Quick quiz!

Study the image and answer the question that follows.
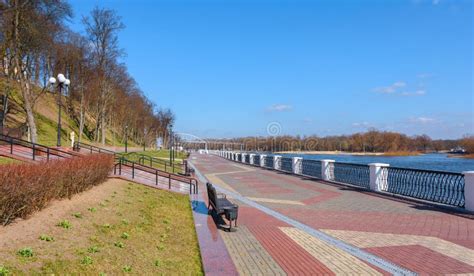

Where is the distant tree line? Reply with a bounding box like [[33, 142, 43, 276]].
[[206, 129, 471, 153], [0, 0, 174, 146], [461, 135, 474, 154]]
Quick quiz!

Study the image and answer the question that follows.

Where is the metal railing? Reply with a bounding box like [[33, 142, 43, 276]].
[[333, 162, 370, 188], [280, 157, 293, 173], [122, 152, 185, 174], [73, 141, 116, 155], [74, 141, 197, 193], [264, 155, 274, 168], [220, 151, 469, 209], [386, 167, 465, 207], [113, 157, 198, 194], [245, 154, 250, 164], [301, 159, 322, 179], [0, 134, 77, 161], [252, 154, 260, 165]]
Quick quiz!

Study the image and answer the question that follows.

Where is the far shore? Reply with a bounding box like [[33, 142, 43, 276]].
[[275, 151, 422, 157], [448, 153, 474, 159]]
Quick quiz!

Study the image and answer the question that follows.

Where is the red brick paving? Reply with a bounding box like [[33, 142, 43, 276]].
[[191, 153, 474, 275], [250, 225, 335, 275], [366, 245, 474, 275]]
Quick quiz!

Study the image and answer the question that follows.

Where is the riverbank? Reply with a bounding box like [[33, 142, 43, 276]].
[[275, 151, 421, 157], [448, 153, 474, 159]]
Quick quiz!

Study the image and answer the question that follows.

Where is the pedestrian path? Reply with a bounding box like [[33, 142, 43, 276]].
[[190, 153, 474, 275]]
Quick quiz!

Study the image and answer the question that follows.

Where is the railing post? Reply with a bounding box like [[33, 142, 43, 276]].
[[369, 163, 390, 192], [249, 154, 255, 165], [463, 171, 474, 212], [155, 170, 158, 186], [293, 157, 303, 174], [321, 160, 335, 181], [47, 148, 50, 162], [32, 143, 35, 161], [273, 155, 282, 170], [119, 161, 122, 175], [132, 162, 135, 179], [169, 176, 171, 189], [241, 153, 247, 163], [260, 154, 266, 167], [10, 138, 13, 154]]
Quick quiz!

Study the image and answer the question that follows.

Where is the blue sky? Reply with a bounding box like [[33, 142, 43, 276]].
[[69, 0, 472, 139]]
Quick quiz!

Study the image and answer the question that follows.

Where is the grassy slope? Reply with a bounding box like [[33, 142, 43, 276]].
[[0, 156, 21, 165], [1, 78, 138, 148], [132, 150, 188, 160], [0, 181, 202, 275], [119, 150, 189, 174]]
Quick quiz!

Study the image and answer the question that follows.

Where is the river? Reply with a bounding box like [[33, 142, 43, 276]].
[[276, 153, 474, 173]]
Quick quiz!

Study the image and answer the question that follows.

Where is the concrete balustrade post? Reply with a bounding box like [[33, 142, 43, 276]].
[[249, 154, 256, 165], [260, 154, 267, 167], [321, 160, 335, 181], [274, 155, 282, 170], [369, 163, 390, 192], [463, 171, 474, 212], [241, 153, 247, 163], [293, 157, 303, 174]]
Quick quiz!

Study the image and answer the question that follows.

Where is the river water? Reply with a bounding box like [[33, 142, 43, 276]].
[[276, 153, 474, 173]]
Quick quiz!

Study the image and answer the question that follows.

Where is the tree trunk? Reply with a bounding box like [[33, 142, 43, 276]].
[[13, 0, 37, 143], [78, 86, 85, 143], [21, 80, 38, 143], [101, 111, 106, 145]]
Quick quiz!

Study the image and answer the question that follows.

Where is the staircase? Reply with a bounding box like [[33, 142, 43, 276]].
[[0, 135, 198, 194]]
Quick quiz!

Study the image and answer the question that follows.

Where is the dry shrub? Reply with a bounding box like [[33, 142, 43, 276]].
[[0, 154, 114, 225]]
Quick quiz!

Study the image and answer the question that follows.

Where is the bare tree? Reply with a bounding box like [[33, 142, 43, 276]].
[[82, 7, 124, 145]]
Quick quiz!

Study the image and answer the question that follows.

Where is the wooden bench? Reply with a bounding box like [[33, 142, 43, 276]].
[[206, 182, 239, 231]]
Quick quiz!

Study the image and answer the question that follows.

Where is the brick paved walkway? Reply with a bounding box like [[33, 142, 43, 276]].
[[190, 153, 474, 275]]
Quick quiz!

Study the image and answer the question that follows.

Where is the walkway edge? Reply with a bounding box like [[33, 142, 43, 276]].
[[188, 160, 239, 276]]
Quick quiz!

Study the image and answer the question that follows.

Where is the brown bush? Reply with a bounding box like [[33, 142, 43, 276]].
[[0, 154, 114, 225]]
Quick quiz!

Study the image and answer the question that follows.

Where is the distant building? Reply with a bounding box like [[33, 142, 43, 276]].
[[450, 146, 466, 154]]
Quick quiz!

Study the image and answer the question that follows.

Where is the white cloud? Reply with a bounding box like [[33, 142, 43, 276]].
[[267, 104, 292, 112], [352, 122, 370, 127], [374, 80, 427, 97], [415, 90, 426, 95], [417, 73, 434, 79], [409, 117, 436, 124], [400, 90, 427, 96], [373, 81, 406, 94]]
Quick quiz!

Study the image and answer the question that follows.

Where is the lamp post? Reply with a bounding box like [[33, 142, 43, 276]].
[[48, 74, 70, 147], [168, 124, 173, 165], [143, 127, 147, 152], [125, 125, 128, 153]]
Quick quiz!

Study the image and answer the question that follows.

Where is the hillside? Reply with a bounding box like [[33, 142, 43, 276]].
[[0, 78, 137, 148]]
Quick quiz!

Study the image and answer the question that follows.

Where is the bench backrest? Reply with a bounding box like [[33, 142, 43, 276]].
[[206, 182, 218, 208]]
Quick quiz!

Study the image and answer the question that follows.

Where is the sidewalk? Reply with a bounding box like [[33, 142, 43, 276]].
[[190, 153, 474, 275]]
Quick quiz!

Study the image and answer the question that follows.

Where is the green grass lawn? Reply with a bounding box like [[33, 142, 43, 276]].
[[0, 180, 203, 275], [0, 157, 21, 165], [119, 150, 189, 174], [133, 150, 188, 161]]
